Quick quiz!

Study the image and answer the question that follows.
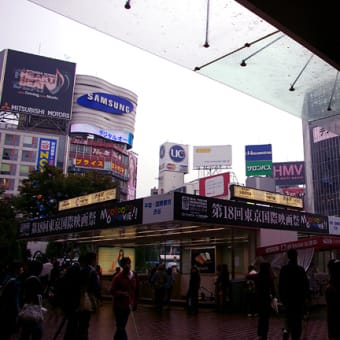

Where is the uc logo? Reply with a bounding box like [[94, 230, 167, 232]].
[[169, 145, 185, 163]]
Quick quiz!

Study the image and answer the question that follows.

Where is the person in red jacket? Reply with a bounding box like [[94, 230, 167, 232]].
[[110, 257, 139, 340]]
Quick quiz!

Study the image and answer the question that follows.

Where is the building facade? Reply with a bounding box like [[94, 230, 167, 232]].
[[0, 50, 139, 201]]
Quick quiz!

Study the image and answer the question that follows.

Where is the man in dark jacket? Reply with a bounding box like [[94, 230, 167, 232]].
[[279, 249, 309, 340], [111, 257, 139, 340]]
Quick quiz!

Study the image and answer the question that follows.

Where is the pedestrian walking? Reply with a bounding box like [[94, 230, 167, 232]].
[[186, 265, 201, 314], [150, 263, 167, 312], [255, 262, 276, 340], [279, 249, 309, 340], [215, 264, 231, 313], [245, 264, 258, 317], [110, 257, 139, 340]]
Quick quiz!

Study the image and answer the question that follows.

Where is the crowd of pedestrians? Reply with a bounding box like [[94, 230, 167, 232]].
[[1, 249, 340, 340]]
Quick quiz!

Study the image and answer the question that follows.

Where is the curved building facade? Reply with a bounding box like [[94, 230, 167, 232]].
[[68, 75, 138, 201]]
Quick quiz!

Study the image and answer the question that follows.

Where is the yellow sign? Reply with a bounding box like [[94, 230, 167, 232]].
[[231, 185, 303, 209], [58, 188, 117, 211]]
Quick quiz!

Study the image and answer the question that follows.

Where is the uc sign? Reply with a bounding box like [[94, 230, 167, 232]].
[[170, 145, 185, 162]]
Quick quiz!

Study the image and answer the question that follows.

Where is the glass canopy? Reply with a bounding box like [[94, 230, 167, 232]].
[[29, 0, 339, 127]]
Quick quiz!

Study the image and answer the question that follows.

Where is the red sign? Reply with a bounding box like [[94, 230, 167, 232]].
[[256, 236, 340, 256], [199, 172, 230, 198]]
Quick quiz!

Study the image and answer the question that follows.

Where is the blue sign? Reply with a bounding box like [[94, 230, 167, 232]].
[[36, 138, 57, 170], [77, 92, 134, 115], [169, 145, 186, 163], [245, 144, 272, 162]]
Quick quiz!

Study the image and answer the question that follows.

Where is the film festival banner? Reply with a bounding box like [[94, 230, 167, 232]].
[[173, 192, 329, 234], [18, 199, 143, 239]]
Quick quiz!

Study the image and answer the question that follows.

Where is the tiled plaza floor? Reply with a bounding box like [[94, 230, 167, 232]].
[[39, 302, 329, 340]]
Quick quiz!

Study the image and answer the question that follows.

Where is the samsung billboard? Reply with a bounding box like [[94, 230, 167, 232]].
[[0, 49, 76, 120]]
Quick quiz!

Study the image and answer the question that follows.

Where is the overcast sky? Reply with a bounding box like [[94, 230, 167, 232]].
[[1, 0, 304, 198]]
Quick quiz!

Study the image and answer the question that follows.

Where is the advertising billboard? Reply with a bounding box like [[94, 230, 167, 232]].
[[159, 142, 189, 174], [193, 145, 232, 169], [273, 161, 305, 186], [329, 216, 340, 235], [0, 49, 76, 120], [245, 144, 272, 177], [58, 188, 117, 211], [36, 138, 57, 170], [70, 123, 133, 147], [199, 172, 230, 198], [77, 92, 134, 115], [98, 247, 135, 275], [230, 184, 304, 209], [191, 247, 215, 273]]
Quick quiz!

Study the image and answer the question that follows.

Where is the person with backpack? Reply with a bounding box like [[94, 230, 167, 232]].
[[110, 257, 139, 340]]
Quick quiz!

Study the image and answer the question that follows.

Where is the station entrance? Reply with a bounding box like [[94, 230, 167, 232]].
[[19, 191, 330, 310]]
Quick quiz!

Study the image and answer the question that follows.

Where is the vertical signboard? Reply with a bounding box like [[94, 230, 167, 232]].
[[0, 49, 76, 119], [127, 152, 138, 200], [36, 138, 57, 170], [245, 144, 272, 177]]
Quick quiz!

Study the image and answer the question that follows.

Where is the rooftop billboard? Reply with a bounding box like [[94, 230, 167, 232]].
[[273, 161, 305, 186], [193, 145, 232, 169], [245, 144, 272, 177], [0, 49, 76, 120], [159, 142, 189, 174]]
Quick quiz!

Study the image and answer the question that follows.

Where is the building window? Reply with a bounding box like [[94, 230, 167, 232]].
[[0, 163, 17, 175], [19, 164, 35, 176], [21, 150, 37, 163], [23, 135, 38, 148], [0, 178, 15, 191], [2, 148, 19, 161], [4, 134, 20, 146]]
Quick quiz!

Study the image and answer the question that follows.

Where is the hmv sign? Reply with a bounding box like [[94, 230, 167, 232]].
[[273, 161, 305, 186]]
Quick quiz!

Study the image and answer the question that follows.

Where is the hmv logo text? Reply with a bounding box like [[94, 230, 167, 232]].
[[169, 145, 186, 163]]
